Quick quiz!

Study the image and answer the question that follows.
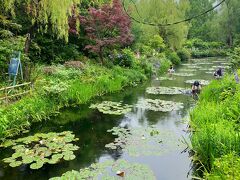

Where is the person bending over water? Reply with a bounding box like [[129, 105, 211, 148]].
[[168, 65, 175, 74], [191, 81, 201, 94], [214, 67, 223, 78]]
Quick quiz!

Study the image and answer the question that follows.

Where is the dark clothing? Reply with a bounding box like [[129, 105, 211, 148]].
[[214, 68, 223, 77]]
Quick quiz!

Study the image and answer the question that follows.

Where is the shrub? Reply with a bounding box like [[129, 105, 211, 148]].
[[148, 35, 165, 52], [166, 51, 181, 65], [229, 47, 240, 69], [113, 48, 136, 68], [177, 48, 191, 61]]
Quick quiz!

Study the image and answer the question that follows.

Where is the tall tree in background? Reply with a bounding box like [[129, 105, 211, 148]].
[[187, 0, 215, 41], [130, 0, 190, 50], [1, 0, 81, 53], [80, 0, 133, 63]]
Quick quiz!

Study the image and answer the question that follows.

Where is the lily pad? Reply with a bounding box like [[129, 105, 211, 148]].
[[195, 62, 213, 65], [50, 159, 156, 180], [155, 77, 175, 81], [185, 80, 210, 85], [136, 99, 184, 112], [179, 69, 196, 72], [90, 101, 132, 115], [173, 73, 195, 77], [2, 131, 79, 169], [105, 126, 184, 157], [146, 87, 189, 95]]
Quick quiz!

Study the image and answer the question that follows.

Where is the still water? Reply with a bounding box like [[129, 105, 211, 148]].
[[0, 57, 229, 180]]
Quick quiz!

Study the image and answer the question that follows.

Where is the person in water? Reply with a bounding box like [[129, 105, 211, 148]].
[[214, 67, 223, 78], [168, 65, 175, 74], [191, 81, 201, 94]]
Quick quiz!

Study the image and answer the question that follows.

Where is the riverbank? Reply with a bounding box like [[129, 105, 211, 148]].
[[0, 63, 149, 140], [190, 70, 240, 178]]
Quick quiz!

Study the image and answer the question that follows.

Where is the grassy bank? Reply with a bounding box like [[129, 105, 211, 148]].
[[0, 63, 148, 140], [190, 70, 240, 179]]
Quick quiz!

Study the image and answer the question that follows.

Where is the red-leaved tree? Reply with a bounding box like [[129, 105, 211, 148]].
[[79, 0, 133, 63]]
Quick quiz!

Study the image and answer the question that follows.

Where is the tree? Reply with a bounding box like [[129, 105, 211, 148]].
[[129, 0, 190, 50], [80, 0, 133, 63], [1, 0, 81, 53]]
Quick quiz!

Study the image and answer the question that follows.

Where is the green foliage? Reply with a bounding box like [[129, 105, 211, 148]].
[[50, 159, 156, 180], [0, 64, 147, 139], [113, 48, 136, 68], [229, 47, 240, 69], [90, 101, 133, 115], [190, 72, 240, 176], [177, 48, 191, 61], [2, 0, 81, 42], [166, 51, 181, 65], [205, 153, 240, 179], [147, 35, 165, 52], [158, 57, 171, 75], [2, 131, 79, 169], [0, 36, 27, 73]]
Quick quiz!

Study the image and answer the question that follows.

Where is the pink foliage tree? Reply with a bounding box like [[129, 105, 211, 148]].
[[79, 0, 133, 63]]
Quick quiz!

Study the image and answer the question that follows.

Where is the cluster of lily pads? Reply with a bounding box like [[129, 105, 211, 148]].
[[105, 126, 183, 157], [173, 73, 195, 77], [185, 80, 210, 85], [50, 159, 156, 180], [2, 131, 79, 169], [194, 62, 213, 65], [179, 69, 196, 72], [136, 99, 184, 112], [155, 77, 175, 81], [90, 101, 133, 115], [146, 87, 189, 95]]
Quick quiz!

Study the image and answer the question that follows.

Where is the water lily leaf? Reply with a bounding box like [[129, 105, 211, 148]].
[[0, 140, 16, 148], [155, 77, 175, 81], [90, 101, 132, 115], [9, 161, 22, 167], [22, 156, 34, 164], [185, 80, 210, 85], [173, 73, 195, 77], [136, 99, 183, 112], [30, 161, 44, 169], [146, 87, 189, 95], [63, 154, 76, 161], [3, 157, 15, 163]]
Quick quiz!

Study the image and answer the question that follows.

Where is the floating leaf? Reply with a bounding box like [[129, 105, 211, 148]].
[[90, 101, 132, 115], [50, 159, 156, 180], [146, 87, 189, 95], [185, 80, 210, 86], [30, 161, 44, 169], [1, 131, 79, 169], [136, 99, 183, 112], [173, 73, 195, 77], [9, 161, 22, 167], [155, 77, 175, 81]]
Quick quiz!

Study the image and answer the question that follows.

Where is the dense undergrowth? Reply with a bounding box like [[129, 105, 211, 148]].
[[190, 70, 240, 179], [0, 63, 148, 140]]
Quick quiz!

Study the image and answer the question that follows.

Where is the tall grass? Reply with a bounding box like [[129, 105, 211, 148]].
[[0, 64, 147, 140], [190, 70, 240, 178]]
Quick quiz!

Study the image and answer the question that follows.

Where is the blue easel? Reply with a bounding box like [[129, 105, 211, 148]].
[[8, 51, 23, 86]]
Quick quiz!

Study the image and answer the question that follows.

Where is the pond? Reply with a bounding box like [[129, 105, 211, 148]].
[[0, 57, 229, 180]]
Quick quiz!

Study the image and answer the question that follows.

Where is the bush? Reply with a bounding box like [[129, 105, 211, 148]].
[[158, 58, 171, 75], [112, 48, 136, 68], [166, 51, 181, 65], [177, 48, 191, 61], [148, 35, 165, 52], [229, 47, 240, 69]]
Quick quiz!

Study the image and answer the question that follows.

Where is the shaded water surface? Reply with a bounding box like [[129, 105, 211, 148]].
[[0, 57, 229, 180]]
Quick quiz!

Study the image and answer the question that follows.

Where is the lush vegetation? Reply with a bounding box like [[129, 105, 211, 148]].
[[190, 71, 240, 178]]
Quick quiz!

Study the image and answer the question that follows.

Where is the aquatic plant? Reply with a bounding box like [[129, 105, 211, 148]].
[[173, 73, 195, 77], [2, 131, 79, 169], [185, 80, 210, 85], [179, 69, 196, 72], [90, 101, 133, 115], [136, 99, 183, 112], [105, 126, 183, 157], [50, 159, 156, 180], [155, 77, 175, 81], [195, 62, 213, 65], [205, 72, 214, 74], [146, 87, 189, 95]]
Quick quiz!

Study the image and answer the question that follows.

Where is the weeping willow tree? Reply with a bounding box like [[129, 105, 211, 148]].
[[1, 0, 81, 53], [130, 0, 190, 50]]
